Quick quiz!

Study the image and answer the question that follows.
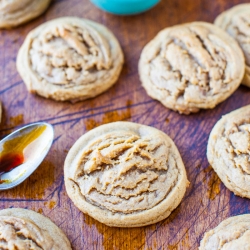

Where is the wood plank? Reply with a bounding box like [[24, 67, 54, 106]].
[[0, 0, 250, 249]]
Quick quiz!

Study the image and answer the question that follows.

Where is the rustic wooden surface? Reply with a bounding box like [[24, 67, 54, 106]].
[[0, 0, 250, 249]]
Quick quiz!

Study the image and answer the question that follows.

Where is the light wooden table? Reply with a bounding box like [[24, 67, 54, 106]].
[[0, 0, 249, 249]]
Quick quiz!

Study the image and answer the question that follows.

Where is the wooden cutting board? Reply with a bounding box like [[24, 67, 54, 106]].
[[0, 0, 249, 249]]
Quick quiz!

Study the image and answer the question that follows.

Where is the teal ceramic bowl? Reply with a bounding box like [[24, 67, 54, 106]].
[[91, 0, 160, 15]]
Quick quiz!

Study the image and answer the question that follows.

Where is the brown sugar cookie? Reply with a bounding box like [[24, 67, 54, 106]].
[[215, 4, 250, 87], [207, 105, 250, 199], [0, 0, 51, 29], [139, 22, 244, 114], [199, 214, 250, 249], [0, 208, 72, 249], [64, 121, 189, 227], [17, 17, 124, 102]]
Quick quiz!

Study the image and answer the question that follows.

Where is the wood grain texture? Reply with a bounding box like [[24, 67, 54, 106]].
[[0, 0, 250, 249]]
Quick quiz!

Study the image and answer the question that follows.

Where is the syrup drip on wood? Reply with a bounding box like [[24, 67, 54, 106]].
[[0, 125, 46, 180]]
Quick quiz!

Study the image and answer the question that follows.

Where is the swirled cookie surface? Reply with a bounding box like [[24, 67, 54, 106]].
[[75, 132, 175, 213], [199, 215, 250, 250], [17, 17, 123, 101], [0, 208, 72, 250], [30, 22, 112, 86], [64, 122, 188, 227], [0, 0, 51, 28], [139, 22, 244, 114], [0, 216, 53, 249], [215, 4, 250, 87], [207, 105, 250, 198]]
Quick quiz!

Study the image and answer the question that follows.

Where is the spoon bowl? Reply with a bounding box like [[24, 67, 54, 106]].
[[91, 0, 160, 15], [0, 122, 54, 190]]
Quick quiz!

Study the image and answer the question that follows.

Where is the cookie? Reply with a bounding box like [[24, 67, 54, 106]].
[[207, 105, 250, 198], [17, 17, 124, 102], [215, 4, 250, 87], [0, 208, 71, 249], [139, 22, 244, 114], [0, 0, 51, 29], [64, 121, 189, 227], [199, 214, 250, 249]]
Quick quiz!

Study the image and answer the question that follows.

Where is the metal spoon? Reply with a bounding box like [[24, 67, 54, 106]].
[[0, 122, 54, 190]]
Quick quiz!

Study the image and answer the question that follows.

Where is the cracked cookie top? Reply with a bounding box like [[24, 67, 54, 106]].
[[17, 17, 124, 101], [207, 105, 250, 199], [0, 208, 71, 250], [64, 122, 188, 227], [0, 0, 51, 28], [199, 214, 250, 250], [139, 22, 244, 114], [215, 4, 250, 87]]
